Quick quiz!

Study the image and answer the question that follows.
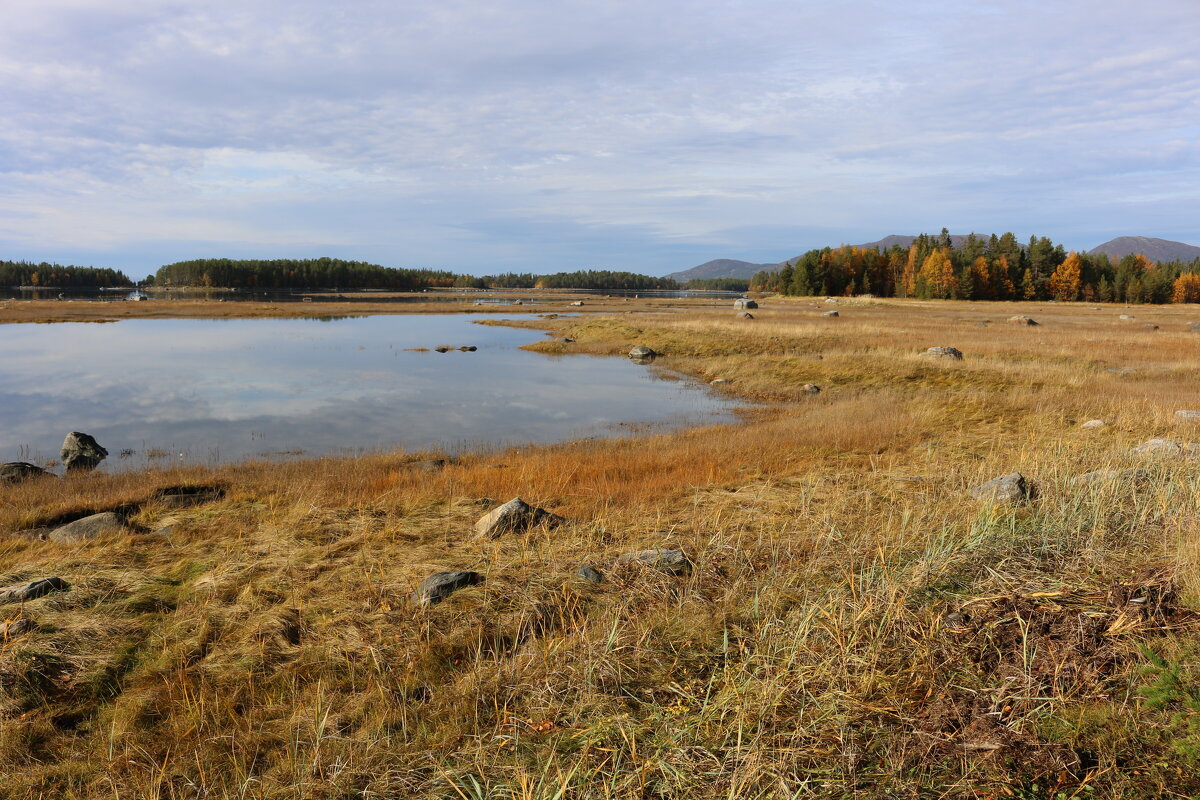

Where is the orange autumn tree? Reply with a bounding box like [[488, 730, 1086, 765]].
[[1172, 273, 1200, 303], [1047, 251, 1082, 301], [919, 248, 957, 298]]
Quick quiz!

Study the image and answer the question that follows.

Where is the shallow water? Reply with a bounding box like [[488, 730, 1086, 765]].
[[0, 315, 737, 470]]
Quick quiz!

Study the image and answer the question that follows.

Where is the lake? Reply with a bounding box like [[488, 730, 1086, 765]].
[[0, 314, 738, 470]]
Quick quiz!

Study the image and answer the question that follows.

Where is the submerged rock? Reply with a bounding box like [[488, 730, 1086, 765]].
[[0, 462, 54, 485], [413, 571, 482, 606], [967, 473, 1031, 505], [474, 497, 565, 539], [0, 576, 69, 606], [61, 431, 107, 472]]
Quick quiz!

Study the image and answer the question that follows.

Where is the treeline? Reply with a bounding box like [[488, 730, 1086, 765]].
[[749, 229, 1200, 303], [0, 260, 132, 288], [453, 270, 679, 290], [152, 258, 458, 290], [684, 278, 750, 291]]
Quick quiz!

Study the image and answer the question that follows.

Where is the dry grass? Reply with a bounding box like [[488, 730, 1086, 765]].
[[4, 297, 1200, 798]]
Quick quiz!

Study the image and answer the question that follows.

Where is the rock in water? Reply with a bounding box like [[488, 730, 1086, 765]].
[[967, 473, 1030, 504], [628, 345, 656, 362], [617, 548, 691, 575], [474, 497, 565, 539], [0, 462, 54, 485], [48, 512, 125, 542], [576, 565, 605, 583], [413, 571, 482, 606], [60, 431, 108, 472], [0, 576, 69, 606], [922, 346, 963, 360]]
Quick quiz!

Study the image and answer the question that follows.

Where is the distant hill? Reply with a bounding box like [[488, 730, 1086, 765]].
[[1089, 236, 1200, 263], [665, 258, 780, 282]]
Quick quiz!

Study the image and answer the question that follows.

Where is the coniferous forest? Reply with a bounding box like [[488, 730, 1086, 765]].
[[750, 229, 1200, 304], [0, 260, 132, 288]]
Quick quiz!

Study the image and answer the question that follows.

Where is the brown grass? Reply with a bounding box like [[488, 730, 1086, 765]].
[[4, 296, 1200, 797]]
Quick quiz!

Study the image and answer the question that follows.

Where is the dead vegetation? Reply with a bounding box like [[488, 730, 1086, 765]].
[[4, 296, 1200, 797]]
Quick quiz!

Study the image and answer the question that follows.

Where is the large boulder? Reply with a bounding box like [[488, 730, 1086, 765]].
[[0, 576, 68, 606], [733, 298, 758, 310], [413, 571, 482, 606], [474, 497, 565, 539], [617, 548, 691, 575], [0, 462, 54, 485], [48, 511, 125, 543], [922, 346, 963, 360], [628, 345, 657, 362], [60, 432, 108, 472], [967, 473, 1031, 504]]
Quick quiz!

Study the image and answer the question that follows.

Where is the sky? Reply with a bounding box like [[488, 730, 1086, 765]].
[[0, 0, 1197, 277]]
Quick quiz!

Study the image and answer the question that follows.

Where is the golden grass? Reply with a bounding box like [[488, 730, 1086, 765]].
[[4, 296, 1200, 797]]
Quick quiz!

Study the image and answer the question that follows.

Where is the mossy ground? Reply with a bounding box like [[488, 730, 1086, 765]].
[[3, 296, 1200, 798]]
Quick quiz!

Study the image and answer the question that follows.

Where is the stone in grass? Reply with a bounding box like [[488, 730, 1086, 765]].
[[822, 310, 840, 317], [1080, 419, 1106, 429], [733, 298, 758, 310], [0, 462, 54, 485], [413, 571, 482, 606], [710, 378, 730, 385], [60, 431, 107, 472], [1008, 315, 1038, 325], [153, 485, 225, 508], [802, 384, 821, 394], [1076, 468, 1150, 486], [922, 346, 963, 360], [1176, 410, 1200, 422], [474, 497, 565, 539], [617, 548, 691, 575], [967, 473, 1031, 505], [0, 576, 68, 606], [737, 311, 754, 319], [576, 565, 605, 583], [48, 511, 126, 543], [1130, 438, 1183, 457], [1189, 322, 1200, 333], [0, 618, 37, 638]]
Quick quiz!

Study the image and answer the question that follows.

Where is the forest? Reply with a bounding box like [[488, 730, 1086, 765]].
[[683, 277, 751, 291], [750, 229, 1200, 303], [151, 258, 460, 290], [454, 270, 680, 290], [0, 260, 131, 288]]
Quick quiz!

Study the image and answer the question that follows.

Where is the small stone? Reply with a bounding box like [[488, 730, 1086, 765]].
[[1130, 438, 1183, 457], [153, 485, 225, 508], [1119, 314, 1134, 320], [1081, 419, 1106, 429], [563, 337, 576, 342], [1076, 468, 1149, 485], [967, 473, 1030, 505], [1175, 411, 1200, 422], [617, 548, 691, 575], [474, 497, 565, 539], [60, 431, 108, 472], [922, 346, 963, 360], [1143, 324, 1160, 330], [0, 462, 54, 485], [48, 511, 125, 543], [1007, 315, 1038, 325], [0, 576, 69, 606], [737, 311, 754, 319], [802, 384, 821, 394], [710, 378, 730, 385], [413, 571, 482, 606], [576, 565, 604, 583], [822, 310, 839, 317], [0, 619, 37, 638], [570, 300, 584, 307]]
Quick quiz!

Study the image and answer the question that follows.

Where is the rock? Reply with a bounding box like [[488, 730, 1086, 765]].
[[563, 337, 575, 343], [413, 571, 482, 606], [1106, 367, 1137, 375], [1076, 468, 1149, 485], [710, 378, 730, 385], [434, 346, 452, 353], [474, 497, 565, 539], [1176, 411, 1200, 422], [628, 345, 656, 361], [1189, 322, 1200, 333], [733, 298, 758, 310], [406, 458, 447, 473], [1081, 419, 1107, 429], [922, 346, 963, 360], [459, 345, 478, 352], [1130, 438, 1183, 457], [576, 565, 604, 583], [570, 300, 584, 307], [0, 576, 68, 606], [824, 297, 839, 303], [512, 300, 523, 306], [0, 462, 54, 485], [0, 619, 37, 639], [967, 473, 1031, 504], [617, 548, 691, 575], [802, 384, 821, 394], [822, 310, 840, 317], [60, 431, 108, 472], [1119, 314, 1134, 320], [153, 485, 225, 508], [48, 511, 125, 543], [737, 311, 754, 319], [1143, 324, 1160, 330], [1008, 315, 1038, 325]]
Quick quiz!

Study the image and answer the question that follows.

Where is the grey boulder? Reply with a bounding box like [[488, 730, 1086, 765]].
[[48, 511, 126, 543], [0, 576, 68, 606], [1130, 438, 1183, 457], [1007, 315, 1038, 325], [733, 298, 758, 310], [802, 384, 821, 394], [617, 548, 691, 575], [967, 473, 1031, 505], [1175, 410, 1200, 422], [475, 497, 565, 539], [822, 310, 840, 317], [1080, 419, 1106, 429], [1076, 468, 1149, 486], [413, 571, 482, 606], [61, 431, 108, 472], [628, 345, 656, 360], [0, 618, 37, 638], [923, 346, 963, 360], [0, 462, 54, 485]]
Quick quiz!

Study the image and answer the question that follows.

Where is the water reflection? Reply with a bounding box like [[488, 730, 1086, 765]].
[[0, 315, 737, 470]]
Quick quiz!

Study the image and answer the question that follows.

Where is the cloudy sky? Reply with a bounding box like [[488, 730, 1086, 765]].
[[1, 0, 1197, 276]]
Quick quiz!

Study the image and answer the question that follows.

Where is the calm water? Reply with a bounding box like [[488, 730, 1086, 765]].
[[0, 315, 737, 470]]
